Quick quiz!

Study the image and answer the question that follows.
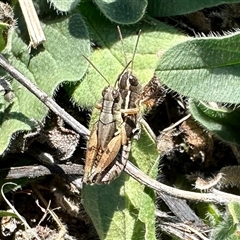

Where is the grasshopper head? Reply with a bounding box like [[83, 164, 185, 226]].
[[102, 86, 121, 103]]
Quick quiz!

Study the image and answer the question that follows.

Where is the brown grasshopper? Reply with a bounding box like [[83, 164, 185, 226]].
[[117, 27, 143, 141], [83, 28, 143, 184], [97, 28, 145, 183], [112, 28, 165, 181], [83, 60, 132, 184], [83, 28, 162, 184], [117, 27, 165, 138], [83, 86, 126, 183]]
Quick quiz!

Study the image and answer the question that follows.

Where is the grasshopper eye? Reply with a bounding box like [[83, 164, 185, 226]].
[[102, 87, 109, 97], [112, 90, 120, 100], [129, 75, 138, 86]]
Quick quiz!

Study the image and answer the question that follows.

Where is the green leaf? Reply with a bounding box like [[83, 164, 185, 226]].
[[70, 2, 187, 108], [82, 120, 159, 240], [147, 0, 240, 17], [210, 203, 240, 240], [205, 203, 223, 226], [93, 0, 147, 24], [49, 0, 81, 12], [0, 13, 90, 154], [189, 100, 240, 144], [0, 210, 18, 218], [211, 214, 238, 240], [228, 202, 240, 225], [0, 0, 15, 53], [156, 32, 240, 104], [0, 24, 8, 51]]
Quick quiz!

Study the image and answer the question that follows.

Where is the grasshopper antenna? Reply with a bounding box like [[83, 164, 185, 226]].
[[117, 26, 128, 66], [117, 26, 141, 73], [114, 60, 132, 87], [131, 29, 141, 72], [83, 55, 111, 86]]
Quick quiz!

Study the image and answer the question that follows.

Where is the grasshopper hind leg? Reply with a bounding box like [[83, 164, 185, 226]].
[[95, 141, 131, 184], [83, 123, 99, 183]]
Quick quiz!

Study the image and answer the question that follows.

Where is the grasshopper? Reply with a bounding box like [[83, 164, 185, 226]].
[[83, 60, 132, 184], [83, 86, 126, 183], [97, 28, 145, 183], [116, 27, 143, 139], [117, 27, 165, 139], [91, 28, 156, 183], [113, 29, 165, 181], [83, 28, 162, 184], [82, 28, 143, 184]]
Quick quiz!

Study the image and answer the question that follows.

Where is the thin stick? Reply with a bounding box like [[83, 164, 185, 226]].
[[162, 114, 191, 132], [18, 0, 46, 49], [1, 55, 238, 205], [1, 183, 41, 240], [2, 164, 84, 180], [32, 184, 67, 239], [124, 161, 240, 205], [0, 54, 89, 139]]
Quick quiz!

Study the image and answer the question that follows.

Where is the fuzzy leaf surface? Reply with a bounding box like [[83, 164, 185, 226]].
[[0, 12, 90, 154], [0, 24, 8, 52], [211, 213, 240, 240], [70, 1, 187, 108], [228, 202, 240, 225], [94, 0, 147, 24], [157, 32, 240, 104], [189, 100, 240, 144], [49, 0, 81, 12], [147, 0, 240, 17]]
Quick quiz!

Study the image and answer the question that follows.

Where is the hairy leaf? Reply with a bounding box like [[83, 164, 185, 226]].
[[189, 100, 240, 144], [210, 203, 240, 240], [0, 1, 15, 52], [205, 204, 223, 226], [0, 25, 8, 52], [211, 215, 237, 240], [147, 0, 240, 17], [49, 0, 81, 12], [157, 32, 240, 104], [70, 1, 187, 108], [94, 0, 147, 24], [0, 12, 90, 154], [228, 202, 240, 225]]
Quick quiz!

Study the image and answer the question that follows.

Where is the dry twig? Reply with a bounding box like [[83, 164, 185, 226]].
[[0, 54, 239, 205]]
